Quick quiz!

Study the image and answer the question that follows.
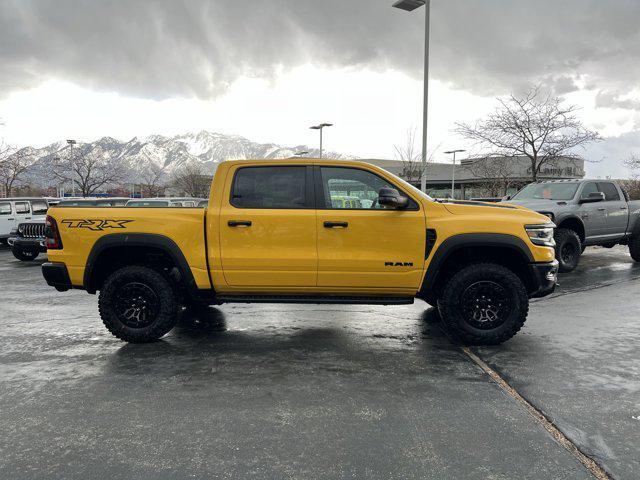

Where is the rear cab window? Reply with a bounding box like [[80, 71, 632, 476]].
[[231, 166, 308, 209]]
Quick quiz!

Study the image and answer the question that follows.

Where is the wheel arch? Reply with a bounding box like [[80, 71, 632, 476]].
[[83, 233, 207, 297], [419, 233, 536, 298], [556, 216, 585, 243]]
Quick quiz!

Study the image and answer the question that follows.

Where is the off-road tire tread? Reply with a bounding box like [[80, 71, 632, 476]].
[[555, 228, 581, 273], [438, 262, 529, 345], [98, 265, 179, 343]]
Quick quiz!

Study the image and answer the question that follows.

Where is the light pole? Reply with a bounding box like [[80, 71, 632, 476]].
[[310, 123, 333, 159], [393, 0, 430, 193], [444, 149, 465, 199], [66, 139, 77, 196]]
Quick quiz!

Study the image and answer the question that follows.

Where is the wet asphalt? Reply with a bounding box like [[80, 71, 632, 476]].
[[0, 246, 639, 479]]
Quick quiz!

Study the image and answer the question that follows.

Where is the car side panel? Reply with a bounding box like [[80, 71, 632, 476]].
[[46, 207, 211, 289]]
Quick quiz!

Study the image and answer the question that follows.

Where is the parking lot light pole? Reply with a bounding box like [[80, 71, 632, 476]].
[[310, 123, 333, 159], [392, 0, 430, 193], [444, 149, 465, 199], [66, 139, 76, 196]]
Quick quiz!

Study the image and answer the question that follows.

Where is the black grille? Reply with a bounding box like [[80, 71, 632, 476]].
[[425, 229, 437, 258], [18, 223, 46, 238]]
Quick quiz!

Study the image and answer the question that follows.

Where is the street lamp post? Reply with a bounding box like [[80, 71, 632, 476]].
[[392, 0, 430, 193], [309, 123, 333, 159], [66, 139, 76, 196], [444, 149, 465, 199]]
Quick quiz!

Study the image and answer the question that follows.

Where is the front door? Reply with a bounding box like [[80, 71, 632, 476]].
[[598, 181, 628, 236], [315, 166, 425, 290], [577, 182, 606, 239], [219, 165, 317, 287], [0, 201, 14, 237]]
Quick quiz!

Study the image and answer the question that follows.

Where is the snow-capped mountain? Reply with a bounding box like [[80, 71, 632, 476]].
[[19, 131, 353, 186]]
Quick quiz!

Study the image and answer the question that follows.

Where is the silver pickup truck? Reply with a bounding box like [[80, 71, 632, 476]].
[[504, 179, 640, 272]]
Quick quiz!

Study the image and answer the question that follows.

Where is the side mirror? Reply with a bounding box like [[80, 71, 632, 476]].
[[378, 188, 408, 209], [502, 195, 512, 201], [580, 191, 605, 203]]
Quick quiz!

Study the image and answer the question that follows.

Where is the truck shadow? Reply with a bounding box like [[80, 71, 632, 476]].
[[103, 305, 469, 379]]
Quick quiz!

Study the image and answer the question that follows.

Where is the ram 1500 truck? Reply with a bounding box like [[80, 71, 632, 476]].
[[42, 159, 558, 345], [504, 179, 640, 272]]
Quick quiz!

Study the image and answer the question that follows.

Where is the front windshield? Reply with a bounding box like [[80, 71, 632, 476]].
[[512, 183, 579, 201]]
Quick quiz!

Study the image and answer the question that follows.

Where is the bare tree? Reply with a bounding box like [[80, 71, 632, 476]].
[[52, 145, 126, 197], [463, 156, 518, 197], [136, 152, 167, 197], [394, 127, 438, 184], [622, 154, 640, 200], [456, 86, 600, 182], [171, 162, 210, 197], [0, 146, 33, 196]]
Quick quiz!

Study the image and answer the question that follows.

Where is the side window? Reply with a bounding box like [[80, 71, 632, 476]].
[[319, 167, 415, 210], [14, 202, 30, 214], [597, 182, 621, 201], [0, 202, 11, 215], [31, 201, 48, 215], [580, 182, 599, 199], [231, 166, 307, 209]]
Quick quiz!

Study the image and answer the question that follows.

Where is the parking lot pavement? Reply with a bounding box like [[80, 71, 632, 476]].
[[0, 246, 638, 479]]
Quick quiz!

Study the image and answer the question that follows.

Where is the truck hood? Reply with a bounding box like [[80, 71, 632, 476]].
[[501, 199, 565, 212], [439, 199, 551, 224]]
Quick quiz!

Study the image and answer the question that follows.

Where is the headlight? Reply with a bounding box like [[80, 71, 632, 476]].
[[525, 224, 555, 247]]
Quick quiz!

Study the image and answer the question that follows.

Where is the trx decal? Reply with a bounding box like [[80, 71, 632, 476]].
[[61, 219, 133, 231], [385, 261, 413, 267]]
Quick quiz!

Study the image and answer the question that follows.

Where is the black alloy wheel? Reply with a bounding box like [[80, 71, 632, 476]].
[[460, 281, 509, 330], [114, 282, 160, 329]]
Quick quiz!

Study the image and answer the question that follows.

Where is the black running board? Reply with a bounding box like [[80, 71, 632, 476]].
[[215, 295, 414, 306]]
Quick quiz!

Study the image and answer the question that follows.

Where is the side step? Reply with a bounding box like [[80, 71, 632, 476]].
[[215, 295, 414, 306]]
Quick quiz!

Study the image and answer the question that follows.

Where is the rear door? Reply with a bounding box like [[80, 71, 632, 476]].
[[219, 165, 317, 287], [14, 201, 32, 225], [0, 201, 14, 236], [597, 182, 628, 236], [577, 182, 606, 238], [315, 165, 425, 290]]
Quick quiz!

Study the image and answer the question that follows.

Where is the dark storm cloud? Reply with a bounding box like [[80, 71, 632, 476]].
[[1, 0, 640, 102]]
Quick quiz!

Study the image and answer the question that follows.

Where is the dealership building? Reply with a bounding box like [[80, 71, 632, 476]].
[[364, 156, 585, 199]]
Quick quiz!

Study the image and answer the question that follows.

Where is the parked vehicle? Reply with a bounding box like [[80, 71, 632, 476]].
[[58, 198, 129, 207], [8, 219, 47, 261], [0, 198, 48, 246], [42, 159, 558, 345], [125, 198, 204, 208], [504, 179, 640, 272]]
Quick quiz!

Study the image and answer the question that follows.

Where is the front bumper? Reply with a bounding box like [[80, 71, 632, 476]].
[[528, 260, 559, 298], [10, 237, 47, 252], [42, 262, 72, 292]]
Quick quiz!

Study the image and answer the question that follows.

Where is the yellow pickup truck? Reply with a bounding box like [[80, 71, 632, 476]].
[[42, 159, 558, 345]]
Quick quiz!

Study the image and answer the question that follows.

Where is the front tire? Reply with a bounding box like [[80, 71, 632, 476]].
[[12, 248, 39, 261], [438, 263, 529, 345], [630, 234, 640, 262], [98, 266, 179, 343], [554, 228, 581, 272]]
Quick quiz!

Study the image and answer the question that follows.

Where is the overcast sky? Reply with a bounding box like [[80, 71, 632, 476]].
[[1, 0, 640, 177]]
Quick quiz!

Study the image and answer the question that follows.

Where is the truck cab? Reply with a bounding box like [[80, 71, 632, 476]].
[[42, 159, 558, 345]]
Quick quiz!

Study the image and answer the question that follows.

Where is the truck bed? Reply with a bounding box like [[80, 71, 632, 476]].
[[47, 206, 211, 290]]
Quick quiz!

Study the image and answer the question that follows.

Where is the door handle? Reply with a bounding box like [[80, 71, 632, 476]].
[[324, 221, 348, 228], [8, 218, 15, 221], [620, 205, 628, 210], [597, 207, 606, 211], [25, 217, 31, 220], [228, 220, 252, 227]]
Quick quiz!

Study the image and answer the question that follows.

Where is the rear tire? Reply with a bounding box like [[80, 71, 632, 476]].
[[98, 266, 179, 343], [438, 263, 529, 345], [630, 234, 640, 262], [554, 228, 581, 272], [12, 248, 39, 261]]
